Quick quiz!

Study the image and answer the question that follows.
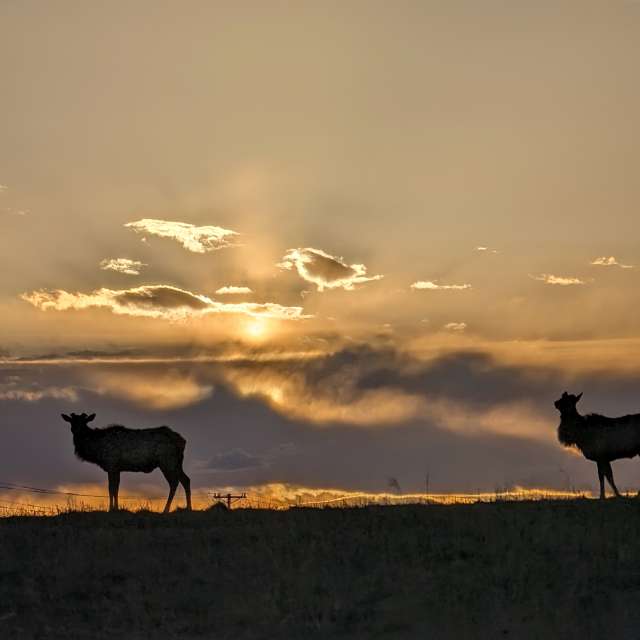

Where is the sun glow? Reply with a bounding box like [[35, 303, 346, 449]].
[[245, 319, 268, 341]]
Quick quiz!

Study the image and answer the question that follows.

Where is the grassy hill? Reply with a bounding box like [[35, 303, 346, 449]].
[[1, 499, 640, 639]]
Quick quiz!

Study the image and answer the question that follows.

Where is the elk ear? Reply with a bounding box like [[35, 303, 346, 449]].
[[576, 392, 583, 402], [61, 414, 72, 423], [87, 413, 96, 422]]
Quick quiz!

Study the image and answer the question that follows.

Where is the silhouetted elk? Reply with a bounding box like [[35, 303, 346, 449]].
[[61, 412, 191, 512], [555, 392, 640, 499]]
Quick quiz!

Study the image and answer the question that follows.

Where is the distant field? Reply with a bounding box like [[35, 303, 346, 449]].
[[1, 500, 640, 639]]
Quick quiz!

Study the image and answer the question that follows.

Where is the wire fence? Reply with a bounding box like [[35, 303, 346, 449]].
[[0, 480, 599, 517]]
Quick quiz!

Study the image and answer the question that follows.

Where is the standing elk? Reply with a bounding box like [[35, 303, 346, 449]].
[[555, 392, 640, 499], [61, 412, 191, 512]]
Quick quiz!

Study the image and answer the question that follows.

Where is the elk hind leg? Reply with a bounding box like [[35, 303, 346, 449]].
[[161, 467, 179, 513], [108, 471, 120, 512], [603, 462, 621, 497], [597, 462, 606, 499], [180, 470, 192, 511]]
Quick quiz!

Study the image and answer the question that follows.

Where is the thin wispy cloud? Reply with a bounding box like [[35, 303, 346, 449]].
[[125, 218, 239, 253], [215, 286, 253, 295], [531, 274, 586, 286], [475, 246, 499, 254], [278, 247, 383, 291], [591, 256, 634, 269], [100, 258, 146, 275], [0, 185, 7, 193], [0, 384, 77, 402], [411, 281, 472, 291], [21, 285, 308, 321], [444, 322, 467, 332]]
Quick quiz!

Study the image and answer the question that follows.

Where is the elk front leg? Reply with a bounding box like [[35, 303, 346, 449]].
[[108, 471, 120, 511], [597, 461, 606, 499], [603, 462, 621, 497]]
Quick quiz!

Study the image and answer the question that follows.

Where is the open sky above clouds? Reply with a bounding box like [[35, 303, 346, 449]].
[[2, 1, 640, 501]]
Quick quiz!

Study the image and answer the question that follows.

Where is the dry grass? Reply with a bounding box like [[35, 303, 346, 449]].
[[1, 499, 639, 639]]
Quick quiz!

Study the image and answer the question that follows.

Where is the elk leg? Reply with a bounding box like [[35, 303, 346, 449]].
[[108, 471, 120, 512], [163, 480, 178, 513], [597, 462, 606, 499], [161, 467, 179, 513], [603, 462, 621, 497], [180, 471, 192, 511]]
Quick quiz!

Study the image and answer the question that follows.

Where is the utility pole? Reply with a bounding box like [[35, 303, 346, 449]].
[[211, 492, 247, 509]]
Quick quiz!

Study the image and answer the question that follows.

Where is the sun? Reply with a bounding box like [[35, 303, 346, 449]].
[[245, 318, 268, 341]]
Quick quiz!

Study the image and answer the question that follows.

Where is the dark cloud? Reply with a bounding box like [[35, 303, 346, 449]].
[[206, 448, 265, 472], [278, 247, 383, 291], [21, 285, 308, 320], [116, 286, 210, 311], [4, 344, 640, 496]]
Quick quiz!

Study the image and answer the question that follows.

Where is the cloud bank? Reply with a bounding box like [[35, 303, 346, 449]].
[[125, 218, 239, 253], [411, 281, 472, 291], [278, 247, 383, 291], [100, 258, 146, 275], [21, 285, 308, 321]]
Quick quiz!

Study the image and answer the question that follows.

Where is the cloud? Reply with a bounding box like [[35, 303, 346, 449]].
[[206, 448, 266, 472], [444, 322, 467, 332], [0, 185, 7, 193], [21, 284, 308, 321], [125, 218, 239, 253], [278, 247, 383, 291], [411, 281, 472, 291], [590, 256, 633, 269], [215, 286, 253, 295], [475, 246, 499, 254], [531, 274, 586, 286], [0, 377, 77, 402], [100, 258, 146, 275], [90, 369, 213, 410]]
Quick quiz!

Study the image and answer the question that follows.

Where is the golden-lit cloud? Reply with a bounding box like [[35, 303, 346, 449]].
[[215, 286, 253, 295], [90, 369, 213, 410], [278, 247, 383, 291], [475, 246, 499, 254], [125, 218, 239, 253], [219, 351, 552, 442], [21, 284, 308, 321], [425, 398, 552, 441], [531, 274, 586, 286], [99, 258, 146, 275], [590, 256, 633, 269], [411, 281, 472, 291], [225, 366, 428, 426], [443, 322, 467, 332]]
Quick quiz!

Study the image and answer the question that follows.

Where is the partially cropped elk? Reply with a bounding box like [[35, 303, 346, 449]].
[[61, 412, 191, 512], [555, 392, 640, 499]]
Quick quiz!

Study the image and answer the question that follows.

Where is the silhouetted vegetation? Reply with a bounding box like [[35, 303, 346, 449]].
[[2, 499, 640, 638]]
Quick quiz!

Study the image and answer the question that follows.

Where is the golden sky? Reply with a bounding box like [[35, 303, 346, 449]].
[[1, 1, 640, 500]]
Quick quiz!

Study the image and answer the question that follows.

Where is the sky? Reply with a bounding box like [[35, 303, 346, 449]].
[[2, 1, 640, 506]]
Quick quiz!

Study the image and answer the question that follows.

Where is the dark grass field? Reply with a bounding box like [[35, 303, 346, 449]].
[[2, 499, 640, 639]]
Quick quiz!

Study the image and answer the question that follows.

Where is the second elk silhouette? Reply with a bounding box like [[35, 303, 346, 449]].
[[555, 392, 640, 499], [61, 412, 191, 512]]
